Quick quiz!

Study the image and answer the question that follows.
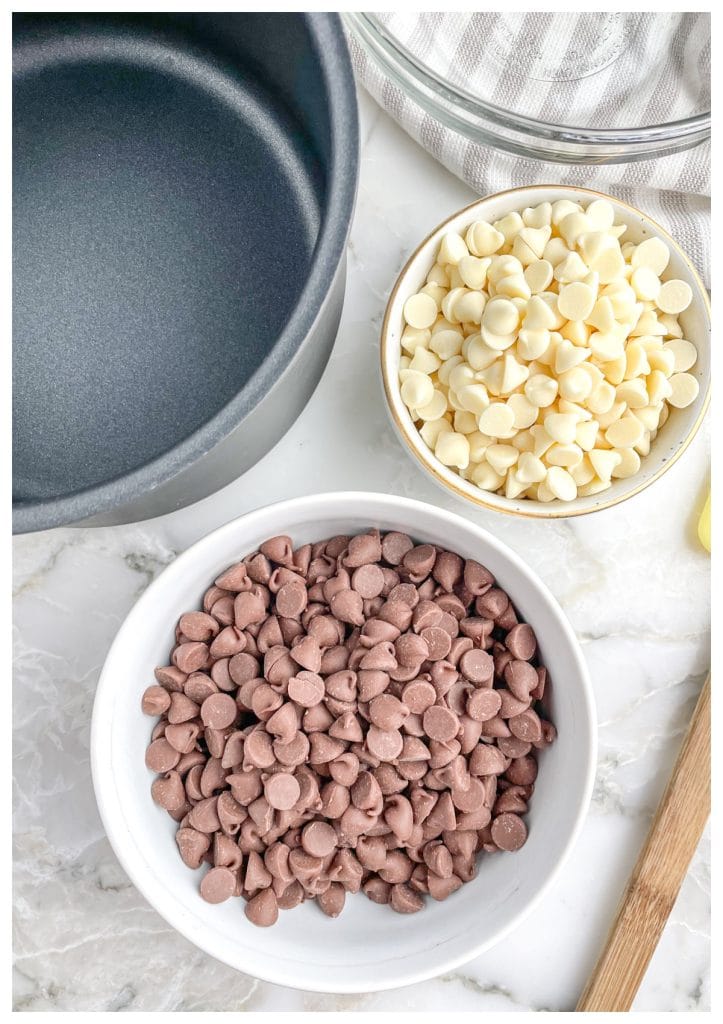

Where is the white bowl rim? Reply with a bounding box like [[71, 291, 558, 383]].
[[91, 491, 597, 992], [381, 183, 711, 520]]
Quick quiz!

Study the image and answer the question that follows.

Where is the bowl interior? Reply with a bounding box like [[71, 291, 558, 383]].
[[12, 12, 330, 508], [382, 186, 711, 518], [92, 493, 596, 992]]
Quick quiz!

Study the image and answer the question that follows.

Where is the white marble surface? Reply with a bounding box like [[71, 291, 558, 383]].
[[13, 90, 710, 1012]]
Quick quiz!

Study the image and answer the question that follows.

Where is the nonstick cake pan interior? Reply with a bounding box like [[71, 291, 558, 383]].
[[13, 13, 358, 533]]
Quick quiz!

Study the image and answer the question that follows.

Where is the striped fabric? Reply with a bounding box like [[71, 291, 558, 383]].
[[349, 12, 710, 284]]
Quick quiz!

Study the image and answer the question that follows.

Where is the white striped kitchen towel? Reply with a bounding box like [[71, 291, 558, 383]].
[[349, 12, 710, 284]]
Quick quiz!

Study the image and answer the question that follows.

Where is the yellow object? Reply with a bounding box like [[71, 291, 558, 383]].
[[698, 491, 711, 552]]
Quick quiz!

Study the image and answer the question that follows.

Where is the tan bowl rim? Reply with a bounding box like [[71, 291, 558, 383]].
[[381, 183, 711, 519]]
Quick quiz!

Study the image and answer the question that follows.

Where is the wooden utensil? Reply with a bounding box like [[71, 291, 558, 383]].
[[577, 675, 710, 1012]]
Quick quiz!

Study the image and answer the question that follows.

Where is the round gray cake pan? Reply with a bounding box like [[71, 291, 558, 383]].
[[13, 12, 359, 533]]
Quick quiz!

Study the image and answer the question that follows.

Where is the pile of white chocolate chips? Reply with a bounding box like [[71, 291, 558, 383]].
[[398, 198, 700, 502]]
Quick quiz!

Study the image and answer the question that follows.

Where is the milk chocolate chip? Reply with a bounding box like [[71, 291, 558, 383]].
[[143, 529, 555, 926]]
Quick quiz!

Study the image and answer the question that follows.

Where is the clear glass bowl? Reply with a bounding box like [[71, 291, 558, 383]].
[[344, 11, 710, 164]]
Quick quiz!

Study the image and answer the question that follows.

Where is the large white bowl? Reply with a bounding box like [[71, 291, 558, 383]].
[[381, 185, 711, 518], [91, 492, 596, 992]]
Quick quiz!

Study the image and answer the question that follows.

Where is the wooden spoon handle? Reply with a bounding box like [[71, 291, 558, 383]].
[[577, 675, 710, 1012]]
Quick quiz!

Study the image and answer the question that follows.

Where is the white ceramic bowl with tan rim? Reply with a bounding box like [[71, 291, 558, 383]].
[[91, 492, 596, 992], [381, 185, 710, 519]]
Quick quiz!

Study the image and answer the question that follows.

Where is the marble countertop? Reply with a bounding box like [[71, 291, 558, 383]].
[[13, 90, 710, 1012]]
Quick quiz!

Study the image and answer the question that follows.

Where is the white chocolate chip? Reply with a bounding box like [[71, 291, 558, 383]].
[[544, 412, 578, 444], [522, 202, 552, 228], [546, 466, 578, 501], [437, 355, 463, 385], [633, 404, 663, 431], [517, 328, 551, 361], [525, 373, 558, 408], [485, 444, 519, 475], [420, 282, 446, 308], [657, 279, 692, 315], [589, 245, 625, 284], [543, 237, 571, 266], [454, 290, 487, 324], [524, 259, 554, 294], [511, 427, 535, 452], [558, 281, 596, 321], [558, 366, 593, 402], [586, 296, 616, 333], [500, 352, 529, 394], [667, 372, 699, 408], [596, 400, 627, 429], [470, 461, 505, 491], [605, 414, 644, 448], [419, 417, 452, 448], [507, 393, 539, 429], [570, 457, 596, 486], [658, 313, 683, 338], [647, 348, 675, 376], [558, 399, 593, 422], [554, 340, 590, 374], [663, 339, 698, 373], [560, 319, 591, 347], [615, 378, 648, 409], [401, 326, 431, 354], [457, 384, 491, 416], [400, 371, 434, 410], [409, 348, 440, 375], [466, 221, 505, 257], [495, 273, 532, 300], [467, 430, 493, 460], [546, 443, 583, 468], [516, 451, 547, 483], [631, 267, 661, 302], [558, 211, 591, 248], [586, 199, 615, 231], [635, 432, 652, 457], [478, 402, 515, 438], [448, 362, 475, 392], [512, 226, 551, 265], [504, 471, 528, 500], [575, 419, 599, 451], [647, 369, 673, 405], [589, 330, 625, 362], [612, 447, 641, 478], [631, 237, 670, 276], [441, 287, 470, 323], [427, 263, 450, 287], [435, 431, 470, 469], [403, 293, 438, 329], [589, 448, 622, 482], [483, 297, 520, 336], [602, 354, 627, 386], [430, 328, 464, 359], [481, 326, 517, 353], [554, 251, 589, 284], [465, 334, 499, 370], [493, 212, 524, 243], [458, 255, 491, 290], [577, 478, 613, 496], [523, 294, 558, 331], [624, 342, 651, 380], [586, 381, 616, 415], [454, 409, 478, 434], [416, 390, 448, 421], [438, 232, 468, 266]]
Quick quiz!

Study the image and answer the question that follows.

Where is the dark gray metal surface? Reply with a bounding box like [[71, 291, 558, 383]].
[[13, 13, 358, 533]]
